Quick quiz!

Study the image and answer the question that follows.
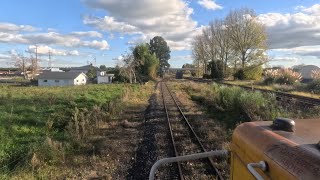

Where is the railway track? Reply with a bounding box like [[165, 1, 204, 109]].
[[190, 78, 320, 107], [160, 81, 223, 179]]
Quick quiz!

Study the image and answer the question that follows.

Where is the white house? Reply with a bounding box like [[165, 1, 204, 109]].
[[97, 71, 114, 84], [298, 65, 320, 82], [38, 72, 87, 86]]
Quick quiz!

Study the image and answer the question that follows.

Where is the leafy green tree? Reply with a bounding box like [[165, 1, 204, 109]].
[[149, 36, 171, 71], [86, 66, 97, 79], [99, 65, 107, 71], [243, 65, 263, 80], [133, 43, 159, 81]]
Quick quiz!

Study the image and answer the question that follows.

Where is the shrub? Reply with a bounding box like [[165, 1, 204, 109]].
[[307, 80, 320, 94], [263, 69, 279, 85], [263, 69, 302, 85], [275, 69, 302, 85], [209, 84, 278, 125], [243, 65, 263, 80], [311, 70, 320, 80], [233, 69, 245, 80]]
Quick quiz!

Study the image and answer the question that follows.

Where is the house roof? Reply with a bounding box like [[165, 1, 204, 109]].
[[38, 72, 86, 80]]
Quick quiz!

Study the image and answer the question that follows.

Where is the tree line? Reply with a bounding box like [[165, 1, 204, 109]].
[[192, 8, 268, 80]]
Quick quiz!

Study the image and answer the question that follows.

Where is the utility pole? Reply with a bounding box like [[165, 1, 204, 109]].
[[32, 45, 38, 79], [48, 50, 52, 68]]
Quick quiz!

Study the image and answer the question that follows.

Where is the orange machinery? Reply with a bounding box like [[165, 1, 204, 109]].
[[231, 118, 320, 180]]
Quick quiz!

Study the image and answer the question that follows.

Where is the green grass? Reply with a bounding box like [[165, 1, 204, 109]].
[[0, 84, 131, 175], [176, 82, 319, 129]]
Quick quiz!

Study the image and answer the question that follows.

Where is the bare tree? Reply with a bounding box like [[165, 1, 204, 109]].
[[30, 55, 41, 79], [225, 8, 267, 68], [11, 53, 29, 79], [192, 35, 207, 77], [118, 53, 136, 83]]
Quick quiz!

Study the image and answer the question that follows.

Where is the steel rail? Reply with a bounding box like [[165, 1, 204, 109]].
[[162, 81, 224, 180], [161, 82, 184, 180]]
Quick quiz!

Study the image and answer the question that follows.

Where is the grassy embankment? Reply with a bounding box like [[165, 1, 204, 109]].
[[174, 82, 320, 129], [0, 82, 154, 178]]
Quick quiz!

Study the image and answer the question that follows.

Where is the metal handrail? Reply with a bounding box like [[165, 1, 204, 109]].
[[149, 150, 228, 180]]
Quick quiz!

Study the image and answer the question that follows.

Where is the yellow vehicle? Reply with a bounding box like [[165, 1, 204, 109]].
[[150, 118, 320, 180], [231, 118, 320, 179]]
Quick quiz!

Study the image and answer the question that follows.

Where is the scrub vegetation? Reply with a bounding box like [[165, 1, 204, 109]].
[[174, 82, 320, 129]]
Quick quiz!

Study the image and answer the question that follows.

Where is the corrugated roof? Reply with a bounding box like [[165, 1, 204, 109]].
[[38, 72, 86, 80]]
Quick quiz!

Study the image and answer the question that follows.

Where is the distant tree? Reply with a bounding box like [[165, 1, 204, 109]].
[[149, 36, 171, 72], [182, 63, 195, 69], [99, 65, 107, 71], [192, 35, 207, 77], [225, 8, 268, 68], [86, 66, 97, 79], [11, 53, 29, 79], [133, 43, 159, 81], [209, 60, 224, 79]]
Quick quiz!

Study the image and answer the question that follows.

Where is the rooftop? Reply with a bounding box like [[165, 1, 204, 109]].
[[38, 72, 86, 80]]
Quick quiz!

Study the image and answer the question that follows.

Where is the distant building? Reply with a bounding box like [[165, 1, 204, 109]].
[[298, 65, 320, 82], [96, 71, 114, 84], [38, 72, 87, 86], [42, 67, 64, 72]]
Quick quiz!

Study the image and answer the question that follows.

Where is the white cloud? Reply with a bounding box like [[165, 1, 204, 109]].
[[83, 0, 198, 51], [0, 22, 38, 33], [302, 4, 320, 15], [170, 55, 193, 61], [272, 46, 320, 60], [83, 16, 139, 34], [80, 40, 109, 50], [70, 31, 103, 38], [198, 0, 223, 10], [256, 4, 320, 49], [0, 32, 26, 43], [0, 53, 11, 60], [0, 27, 109, 50], [26, 45, 80, 56], [271, 57, 298, 62]]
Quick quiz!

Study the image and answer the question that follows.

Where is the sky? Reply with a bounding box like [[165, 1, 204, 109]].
[[0, 0, 320, 68]]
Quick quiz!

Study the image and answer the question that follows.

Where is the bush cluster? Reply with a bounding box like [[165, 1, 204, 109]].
[[311, 70, 320, 80], [186, 83, 279, 128], [233, 66, 263, 80], [263, 69, 302, 85], [307, 80, 320, 94]]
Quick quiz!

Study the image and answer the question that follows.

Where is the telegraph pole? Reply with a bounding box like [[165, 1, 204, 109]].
[[48, 50, 52, 68]]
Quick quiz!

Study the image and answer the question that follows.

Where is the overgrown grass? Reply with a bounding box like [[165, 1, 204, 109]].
[[224, 80, 320, 98], [0, 83, 154, 178], [177, 82, 319, 129], [181, 82, 279, 128]]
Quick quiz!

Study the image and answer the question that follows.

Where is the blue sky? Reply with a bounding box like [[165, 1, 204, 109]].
[[0, 0, 319, 68]]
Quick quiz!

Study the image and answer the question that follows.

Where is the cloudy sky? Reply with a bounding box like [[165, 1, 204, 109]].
[[0, 0, 319, 68]]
